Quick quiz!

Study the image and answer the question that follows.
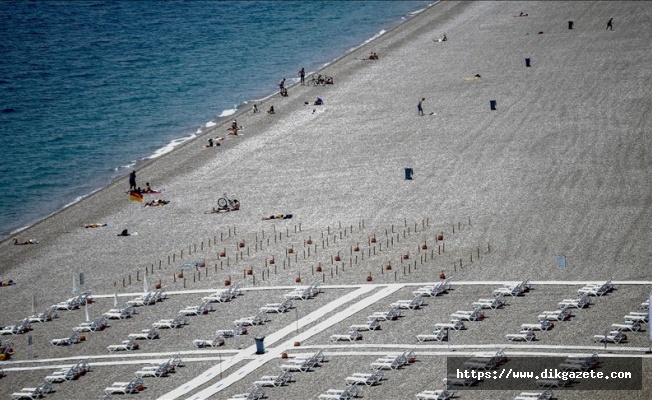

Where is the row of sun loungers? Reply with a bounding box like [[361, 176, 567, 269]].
[[126, 289, 167, 307], [370, 349, 416, 370]]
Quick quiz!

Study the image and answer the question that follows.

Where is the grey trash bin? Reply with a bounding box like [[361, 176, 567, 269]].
[[254, 336, 265, 354]]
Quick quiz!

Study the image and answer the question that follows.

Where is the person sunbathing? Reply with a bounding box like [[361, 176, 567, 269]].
[[13, 237, 38, 245], [145, 199, 169, 207], [84, 223, 108, 228]]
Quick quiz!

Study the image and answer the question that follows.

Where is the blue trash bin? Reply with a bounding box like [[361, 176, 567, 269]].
[[254, 336, 265, 354], [490, 100, 497, 111], [404, 168, 413, 180]]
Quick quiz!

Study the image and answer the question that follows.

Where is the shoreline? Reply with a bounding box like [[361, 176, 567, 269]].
[[1, 3, 435, 244]]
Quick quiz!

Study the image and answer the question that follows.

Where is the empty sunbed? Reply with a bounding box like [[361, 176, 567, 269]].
[[370, 350, 415, 370], [280, 358, 316, 373], [104, 377, 143, 395], [594, 330, 627, 343], [318, 385, 359, 400], [558, 293, 591, 309], [233, 311, 268, 326], [506, 330, 536, 342], [128, 328, 159, 340], [641, 299, 649, 309], [521, 320, 554, 331], [416, 388, 456, 400], [152, 315, 187, 329], [330, 330, 362, 342], [391, 294, 425, 310], [107, 338, 139, 352], [350, 317, 381, 331], [435, 320, 466, 331], [10, 387, 45, 400], [135, 364, 169, 378], [345, 370, 384, 386], [127, 292, 157, 307], [103, 306, 136, 320], [536, 378, 570, 388], [178, 301, 213, 316], [514, 389, 554, 400], [538, 307, 572, 322], [451, 307, 484, 321], [1, 325, 26, 336], [624, 312, 649, 323], [27, 307, 58, 323], [473, 294, 507, 309], [260, 298, 293, 313], [51, 331, 80, 346], [193, 334, 225, 348], [611, 321, 642, 332], [413, 284, 447, 297], [217, 326, 247, 337], [417, 328, 448, 342], [253, 371, 293, 387], [369, 306, 401, 321], [443, 374, 478, 387], [577, 280, 613, 297]]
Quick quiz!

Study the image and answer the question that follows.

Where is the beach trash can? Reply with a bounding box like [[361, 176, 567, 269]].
[[490, 100, 497, 111], [404, 168, 414, 180], [254, 336, 265, 354], [525, 58, 531, 67], [568, 21, 574, 30]]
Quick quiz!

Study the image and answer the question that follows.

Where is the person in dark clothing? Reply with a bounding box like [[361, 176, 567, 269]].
[[129, 170, 137, 190], [299, 68, 305, 85], [606, 18, 613, 30]]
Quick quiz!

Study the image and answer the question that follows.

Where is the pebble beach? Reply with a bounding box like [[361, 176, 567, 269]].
[[1, 1, 652, 399]]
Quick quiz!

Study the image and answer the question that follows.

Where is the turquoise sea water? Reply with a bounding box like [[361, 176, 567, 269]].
[[0, 0, 434, 240]]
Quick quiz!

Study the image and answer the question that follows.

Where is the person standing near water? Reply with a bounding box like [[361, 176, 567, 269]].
[[299, 68, 305, 85], [417, 98, 425, 116], [129, 170, 137, 190]]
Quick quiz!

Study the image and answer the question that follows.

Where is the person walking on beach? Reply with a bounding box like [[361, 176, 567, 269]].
[[279, 78, 286, 92], [417, 98, 425, 116], [129, 170, 137, 190], [606, 18, 613, 30], [299, 68, 305, 85]]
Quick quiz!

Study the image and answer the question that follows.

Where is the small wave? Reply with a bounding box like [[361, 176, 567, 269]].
[[218, 108, 237, 118], [145, 133, 196, 160], [205, 121, 217, 128]]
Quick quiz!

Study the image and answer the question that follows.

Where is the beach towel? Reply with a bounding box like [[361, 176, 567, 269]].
[[262, 214, 293, 220], [130, 191, 144, 202], [1, 279, 16, 286]]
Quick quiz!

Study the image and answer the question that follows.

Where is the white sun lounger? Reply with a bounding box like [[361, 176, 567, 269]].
[[416, 388, 456, 400], [514, 389, 554, 400], [107, 338, 139, 352], [259, 298, 293, 313], [611, 321, 642, 332], [135, 364, 169, 378], [350, 317, 381, 331], [193, 334, 225, 348], [234, 311, 268, 326], [443, 374, 478, 387], [506, 330, 536, 342], [253, 371, 293, 387], [104, 377, 143, 395], [521, 320, 554, 331], [202, 289, 232, 303], [178, 301, 213, 316], [128, 328, 159, 340], [473, 294, 507, 309], [127, 293, 157, 307], [391, 294, 425, 310], [594, 330, 627, 343], [345, 370, 384, 386], [537, 307, 572, 322], [318, 385, 359, 400], [368, 306, 401, 321], [51, 331, 80, 346], [451, 307, 484, 321], [417, 328, 448, 342], [152, 315, 188, 329], [331, 330, 362, 342], [435, 320, 465, 331]]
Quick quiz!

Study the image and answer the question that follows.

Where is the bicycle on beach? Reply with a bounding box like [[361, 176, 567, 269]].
[[217, 193, 240, 211]]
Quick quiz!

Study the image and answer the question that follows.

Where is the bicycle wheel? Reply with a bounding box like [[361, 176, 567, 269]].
[[217, 198, 228, 208]]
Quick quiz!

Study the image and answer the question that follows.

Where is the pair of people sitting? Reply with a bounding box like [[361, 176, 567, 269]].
[[368, 52, 379, 60], [145, 199, 169, 207], [280, 87, 288, 97]]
